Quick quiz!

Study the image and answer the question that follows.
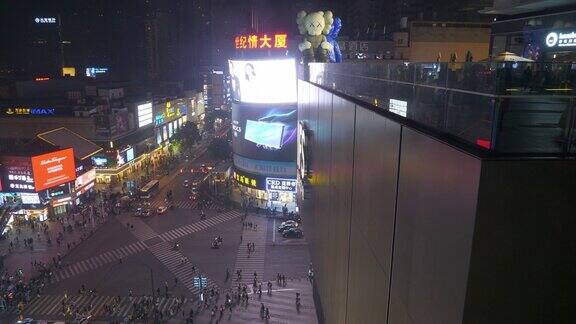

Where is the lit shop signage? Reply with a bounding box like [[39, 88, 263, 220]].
[[266, 178, 296, 193], [233, 155, 296, 177], [126, 148, 134, 162], [21, 192, 41, 205], [234, 33, 288, 49], [137, 102, 153, 128], [0, 156, 35, 192], [389, 99, 407, 117], [35, 17, 56, 24], [233, 171, 258, 189], [545, 31, 576, 48], [2, 107, 56, 116], [31, 148, 77, 192], [228, 59, 297, 104]]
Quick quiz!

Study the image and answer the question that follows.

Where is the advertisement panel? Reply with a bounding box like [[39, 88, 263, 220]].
[[265, 177, 297, 193], [232, 103, 297, 162], [75, 168, 96, 190], [233, 154, 296, 177], [31, 148, 76, 192], [0, 156, 35, 192], [228, 59, 297, 104], [232, 168, 267, 190], [126, 148, 134, 162], [137, 102, 153, 128]]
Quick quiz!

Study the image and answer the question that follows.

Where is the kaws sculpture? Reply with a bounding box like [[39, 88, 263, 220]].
[[326, 17, 342, 63], [296, 11, 334, 63]]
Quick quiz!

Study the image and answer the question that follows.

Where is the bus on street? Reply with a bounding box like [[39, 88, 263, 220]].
[[140, 180, 160, 199]]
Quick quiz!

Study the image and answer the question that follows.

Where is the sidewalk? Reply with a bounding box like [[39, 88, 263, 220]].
[[0, 198, 112, 283]]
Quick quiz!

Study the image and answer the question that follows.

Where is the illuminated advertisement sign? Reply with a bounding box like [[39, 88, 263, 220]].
[[545, 31, 576, 48], [21, 192, 41, 205], [163, 125, 168, 141], [2, 107, 58, 117], [232, 103, 297, 162], [232, 168, 267, 190], [85, 67, 109, 77], [35, 17, 56, 24], [389, 99, 407, 117], [168, 122, 173, 138], [137, 102, 153, 128], [31, 148, 76, 192], [233, 155, 296, 177], [126, 148, 134, 162], [265, 177, 297, 193], [0, 156, 35, 192], [234, 33, 288, 49], [228, 59, 297, 104], [91, 156, 108, 167], [75, 168, 96, 190]]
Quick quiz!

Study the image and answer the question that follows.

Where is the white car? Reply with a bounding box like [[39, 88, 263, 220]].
[[156, 206, 168, 214], [183, 180, 189, 187], [280, 220, 298, 227]]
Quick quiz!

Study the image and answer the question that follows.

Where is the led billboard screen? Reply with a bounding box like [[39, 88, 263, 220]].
[[137, 102, 153, 128], [228, 59, 296, 104], [232, 103, 297, 162], [31, 148, 76, 192]]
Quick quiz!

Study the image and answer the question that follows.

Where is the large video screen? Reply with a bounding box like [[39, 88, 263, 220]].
[[232, 103, 297, 162], [31, 148, 76, 192], [137, 102, 153, 128], [228, 59, 297, 104]]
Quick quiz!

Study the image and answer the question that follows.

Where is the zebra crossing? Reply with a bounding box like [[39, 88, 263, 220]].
[[21, 294, 187, 321], [48, 211, 241, 285], [148, 241, 217, 295], [49, 241, 148, 284], [147, 198, 219, 210], [157, 210, 242, 241], [234, 214, 268, 286], [193, 278, 317, 323]]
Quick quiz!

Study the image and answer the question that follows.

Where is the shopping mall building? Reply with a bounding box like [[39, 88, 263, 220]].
[[298, 2, 576, 323], [229, 33, 298, 210], [0, 128, 100, 230]]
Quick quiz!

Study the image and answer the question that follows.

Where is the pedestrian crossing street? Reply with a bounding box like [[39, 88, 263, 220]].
[[194, 278, 318, 324], [148, 241, 216, 295], [235, 215, 268, 286], [49, 241, 148, 284], [21, 294, 187, 321], [157, 210, 242, 242], [49, 211, 242, 285], [147, 198, 218, 210]]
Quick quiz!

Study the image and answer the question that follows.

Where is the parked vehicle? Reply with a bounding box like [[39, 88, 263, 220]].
[[282, 228, 303, 238], [278, 222, 298, 233]]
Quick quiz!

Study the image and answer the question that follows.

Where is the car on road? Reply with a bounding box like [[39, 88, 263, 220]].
[[156, 206, 167, 214], [280, 220, 299, 227], [282, 228, 303, 238], [183, 179, 189, 187], [141, 209, 151, 217], [190, 186, 199, 195], [278, 222, 298, 233], [134, 208, 143, 216]]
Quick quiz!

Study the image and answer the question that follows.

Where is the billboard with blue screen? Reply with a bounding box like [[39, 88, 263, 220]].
[[232, 103, 297, 162]]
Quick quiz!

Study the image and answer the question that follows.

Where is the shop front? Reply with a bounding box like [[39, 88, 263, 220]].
[[491, 10, 576, 61], [232, 167, 297, 210]]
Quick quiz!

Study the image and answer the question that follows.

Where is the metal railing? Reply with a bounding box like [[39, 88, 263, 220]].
[[307, 61, 576, 155]]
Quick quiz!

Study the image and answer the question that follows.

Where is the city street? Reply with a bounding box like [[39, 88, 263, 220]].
[[1, 140, 316, 323]]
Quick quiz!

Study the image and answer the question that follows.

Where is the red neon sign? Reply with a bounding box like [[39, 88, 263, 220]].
[[35, 77, 50, 81], [235, 33, 288, 49]]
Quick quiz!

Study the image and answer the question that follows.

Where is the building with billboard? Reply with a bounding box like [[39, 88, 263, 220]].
[[230, 45, 298, 208], [0, 128, 101, 228]]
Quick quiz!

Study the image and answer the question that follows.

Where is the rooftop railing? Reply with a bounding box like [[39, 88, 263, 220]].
[[307, 61, 576, 155]]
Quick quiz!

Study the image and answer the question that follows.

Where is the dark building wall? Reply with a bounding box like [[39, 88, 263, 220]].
[[299, 80, 483, 323], [388, 128, 481, 324], [347, 107, 401, 323], [463, 159, 576, 324]]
